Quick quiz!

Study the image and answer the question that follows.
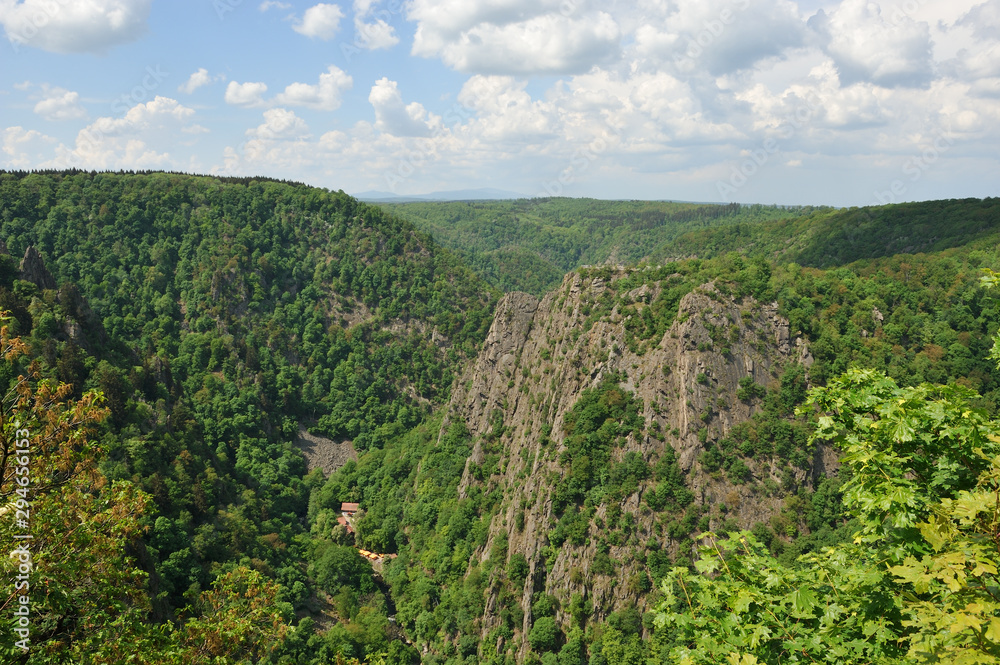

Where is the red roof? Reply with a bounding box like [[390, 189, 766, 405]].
[[341, 502, 360, 513]]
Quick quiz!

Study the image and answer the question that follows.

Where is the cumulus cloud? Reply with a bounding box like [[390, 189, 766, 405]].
[[944, 1, 1000, 83], [32, 87, 86, 121], [84, 96, 194, 137], [275, 66, 353, 111], [738, 61, 891, 134], [634, 0, 806, 75], [0, 0, 152, 54], [369, 78, 436, 137], [1, 126, 56, 168], [958, 0, 1000, 41], [293, 3, 344, 40], [179, 68, 219, 95], [246, 108, 311, 140], [809, 0, 934, 88], [259, 1, 291, 10], [60, 97, 196, 170], [352, 0, 399, 50], [458, 76, 557, 140], [225, 81, 269, 107], [408, 0, 621, 75]]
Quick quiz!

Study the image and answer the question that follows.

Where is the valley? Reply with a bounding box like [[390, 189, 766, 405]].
[[0, 170, 999, 664]]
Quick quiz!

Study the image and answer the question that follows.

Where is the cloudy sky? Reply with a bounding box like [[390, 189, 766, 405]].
[[0, 0, 997, 205]]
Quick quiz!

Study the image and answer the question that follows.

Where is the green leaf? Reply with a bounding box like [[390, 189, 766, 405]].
[[789, 588, 818, 618], [732, 590, 754, 615]]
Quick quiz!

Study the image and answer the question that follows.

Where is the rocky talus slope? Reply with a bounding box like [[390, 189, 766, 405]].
[[441, 269, 824, 657]]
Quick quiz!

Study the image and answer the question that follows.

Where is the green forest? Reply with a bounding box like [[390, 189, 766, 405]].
[[1, 170, 1000, 664]]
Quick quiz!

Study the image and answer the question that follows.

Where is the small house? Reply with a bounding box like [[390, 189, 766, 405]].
[[336, 515, 354, 534]]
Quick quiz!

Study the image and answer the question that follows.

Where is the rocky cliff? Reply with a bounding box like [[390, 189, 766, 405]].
[[442, 268, 825, 659]]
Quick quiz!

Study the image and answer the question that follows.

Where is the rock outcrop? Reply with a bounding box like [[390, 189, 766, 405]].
[[443, 269, 824, 659], [19, 246, 57, 290]]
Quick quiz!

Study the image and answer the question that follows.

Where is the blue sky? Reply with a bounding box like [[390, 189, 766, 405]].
[[0, 0, 997, 206]]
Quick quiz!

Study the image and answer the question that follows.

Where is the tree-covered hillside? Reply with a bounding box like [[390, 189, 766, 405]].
[[378, 198, 811, 295], [652, 197, 1000, 267], [2, 172, 1000, 665], [0, 170, 495, 663]]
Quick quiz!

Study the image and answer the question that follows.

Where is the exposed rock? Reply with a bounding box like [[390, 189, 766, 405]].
[[443, 270, 824, 659], [20, 246, 56, 290], [56, 283, 108, 352], [294, 427, 357, 477]]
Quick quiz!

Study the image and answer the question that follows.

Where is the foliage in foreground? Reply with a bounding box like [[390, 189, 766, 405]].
[[656, 365, 1000, 664], [0, 318, 289, 663]]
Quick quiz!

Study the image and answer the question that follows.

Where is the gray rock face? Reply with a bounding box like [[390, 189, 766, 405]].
[[19, 246, 56, 290], [442, 270, 824, 658]]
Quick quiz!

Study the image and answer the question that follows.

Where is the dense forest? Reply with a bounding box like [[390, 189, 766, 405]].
[[376, 199, 811, 296], [1, 170, 999, 664]]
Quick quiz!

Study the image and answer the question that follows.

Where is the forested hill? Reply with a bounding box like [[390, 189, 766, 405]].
[[0, 172, 495, 444], [377, 198, 812, 295], [0, 170, 495, 662], [382, 197, 1000, 295], [653, 197, 1000, 266]]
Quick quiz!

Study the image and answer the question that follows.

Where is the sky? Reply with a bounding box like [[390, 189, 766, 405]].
[[0, 0, 997, 206]]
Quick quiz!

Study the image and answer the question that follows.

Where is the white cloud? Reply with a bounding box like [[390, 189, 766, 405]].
[[354, 17, 399, 50], [943, 2, 1000, 83], [369, 78, 437, 137], [1, 126, 56, 168], [58, 97, 197, 170], [275, 66, 353, 111], [458, 75, 557, 141], [809, 0, 934, 88], [738, 61, 891, 135], [634, 0, 805, 76], [293, 3, 344, 40], [246, 108, 311, 140], [32, 87, 86, 121], [179, 68, 219, 95], [957, 0, 1000, 41], [0, 0, 152, 55], [225, 81, 269, 107], [259, 0, 291, 10], [85, 96, 195, 137], [352, 0, 399, 50], [408, 0, 621, 75], [353, 0, 376, 14]]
